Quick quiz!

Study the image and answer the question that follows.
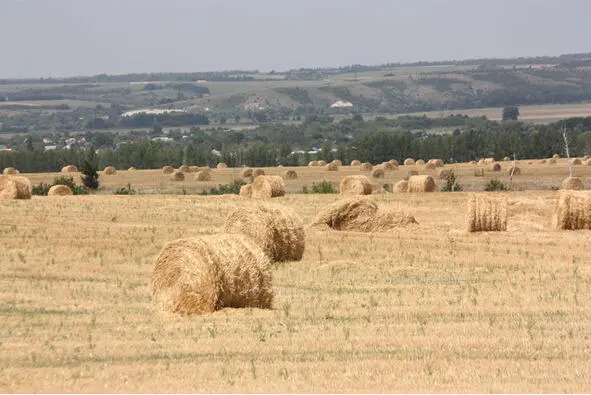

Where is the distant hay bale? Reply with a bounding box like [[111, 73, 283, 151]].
[[438, 169, 451, 179], [3, 167, 18, 175], [507, 166, 521, 175], [561, 176, 585, 190], [585, 159, 591, 166], [312, 196, 417, 232], [47, 184, 73, 196], [217, 163, 228, 169], [339, 175, 373, 196], [491, 163, 501, 172], [553, 191, 591, 230], [469, 160, 477, 165], [151, 234, 273, 315], [548, 158, 557, 165], [466, 194, 508, 232], [424, 162, 436, 170], [393, 180, 408, 193], [179, 165, 190, 173], [388, 159, 399, 166], [484, 158, 495, 165], [308, 161, 319, 167], [284, 170, 297, 180], [171, 171, 185, 181], [233, 177, 244, 184], [360, 162, 373, 171], [584, 155, 590, 161], [406, 169, 419, 179], [0, 175, 31, 200], [239, 184, 252, 197], [332, 159, 342, 166], [317, 160, 327, 167], [253, 169, 265, 177], [408, 175, 435, 192], [503, 156, 510, 162], [432, 159, 444, 167], [61, 165, 78, 173], [128, 167, 137, 171], [325, 162, 338, 171], [379, 162, 396, 171], [538, 159, 547, 164], [572, 158, 582, 165], [350, 160, 361, 166], [404, 158, 415, 166], [251, 175, 285, 198], [189, 166, 200, 172], [473, 168, 485, 177], [415, 159, 425, 166], [103, 166, 116, 175], [241, 168, 253, 177], [553, 154, 560, 159], [162, 165, 174, 174], [223, 203, 305, 262], [371, 168, 385, 178], [194, 171, 212, 181]]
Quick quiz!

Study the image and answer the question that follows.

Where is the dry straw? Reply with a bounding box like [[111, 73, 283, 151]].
[[404, 158, 415, 166], [61, 165, 78, 173], [340, 175, 373, 196], [350, 160, 361, 166], [553, 190, 591, 230], [0, 175, 32, 200], [312, 196, 417, 232], [408, 175, 435, 192], [372, 168, 385, 178], [3, 167, 19, 175], [325, 162, 338, 171], [393, 180, 408, 193], [194, 171, 212, 181], [171, 171, 185, 181], [360, 162, 373, 171], [466, 194, 508, 232], [151, 234, 273, 315], [241, 168, 253, 178], [217, 163, 228, 169], [103, 166, 117, 175], [239, 184, 252, 197], [561, 176, 585, 190], [284, 170, 297, 180], [251, 175, 285, 198], [223, 203, 305, 262], [48, 184, 73, 196]]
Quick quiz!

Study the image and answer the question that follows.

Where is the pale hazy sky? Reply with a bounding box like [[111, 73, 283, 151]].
[[1, 0, 590, 78]]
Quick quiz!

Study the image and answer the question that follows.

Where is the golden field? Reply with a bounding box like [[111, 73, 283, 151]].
[[1, 161, 591, 393]]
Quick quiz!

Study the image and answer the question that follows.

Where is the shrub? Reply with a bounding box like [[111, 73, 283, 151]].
[[200, 181, 246, 195], [32, 176, 88, 196], [81, 160, 99, 190], [303, 180, 337, 194], [484, 179, 509, 191], [440, 170, 463, 192], [114, 183, 136, 195]]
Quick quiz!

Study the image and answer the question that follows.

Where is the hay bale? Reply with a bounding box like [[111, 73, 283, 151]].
[[466, 194, 508, 232], [584, 155, 590, 161], [404, 158, 415, 166], [372, 168, 384, 178], [553, 191, 591, 230], [239, 184, 252, 197], [350, 160, 361, 166], [233, 177, 244, 184], [254, 169, 265, 177], [507, 166, 521, 175], [553, 154, 560, 159], [340, 175, 372, 196], [572, 158, 582, 165], [308, 161, 319, 167], [473, 168, 485, 177], [189, 166, 200, 172], [251, 175, 285, 198], [432, 159, 444, 167], [162, 165, 174, 174], [179, 165, 190, 173], [491, 163, 501, 172], [438, 169, 451, 179], [332, 159, 342, 166], [585, 159, 591, 166], [406, 169, 419, 179], [360, 162, 373, 171], [151, 234, 273, 315], [503, 156, 510, 162], [128, 167, 137, 171], [393, 180, 408, 193], [388, 159, 399, 166], [325, 162, 338, 171], [171, 171, 185, 181], [312, 196, 416, 232], [469, 160, 477, 165], [478, 159, 485, 165], [103, 166, 117, 175], [424, 162, 436, 170], [379, 162, 396, 171], [223, 203, 305, 262], [61, 165, 78, 173], [415, 159, 425, 166], [538, 159, 547, 164], [484, 158, 495, 165], [561, 177, 585, 190], [3, 167, 19, 175], [408, 175, 435, 192], [0, 175, 32, 200], [317, 160, 327, 167], [217, 163, 228, 169], [284, 170, 297, 180], [241, 168, 253, 177], [48, 184, 73, 196], [195, 171, 212, 181], [548, 159, 557, 165]]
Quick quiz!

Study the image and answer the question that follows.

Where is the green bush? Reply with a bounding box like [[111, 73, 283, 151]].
[[200, 181, 246, 195], [484, 179, 509, 191], [440, 170, 463, 192], [302, 180, 337, 194], [32, 176, 89, 196]]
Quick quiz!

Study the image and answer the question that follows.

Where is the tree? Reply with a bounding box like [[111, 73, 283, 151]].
[[80, 160, 99, 190], [502, 105, 520, 121]]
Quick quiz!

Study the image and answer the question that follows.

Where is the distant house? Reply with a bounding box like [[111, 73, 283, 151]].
[[330, 100, 353, 108], [44, 145, 57, 151]]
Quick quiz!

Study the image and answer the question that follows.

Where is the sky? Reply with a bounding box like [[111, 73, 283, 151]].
[[1, 0, 590, 79]]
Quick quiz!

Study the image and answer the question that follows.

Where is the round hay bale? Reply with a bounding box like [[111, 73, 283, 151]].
[[331, 159, 342, 167], [61, 165, 78, 173], [585, 159, 591, 166], [380, 162, 396, 171], [251, 175, 285, 199], [553, 154, 560, 159], [223, 203, 305, 262], [171, 171, 185, 181], [466, 194, 508, 232], [584, 155, 590, 161], [3, 167, 19, 175], [415, 159, 425, 166], [103, 166, 116, 175], [325, 162, 338, 171], [194, 171, 212, 181], [469, 160, 477, 165], [239, 184, 252, 197], [371, 168, 385, 178], [553, 190, 591, 230], [308, 161, 319, 167], [438, 169, 451, 179], [424, 162, 436, 170], [484, 158, 495, 165], [128, 167, 137, 171], [478, 159, 485, 165], [491, 163, 501, 172], [241, 168, 253, 178], [507, 166, 521, 175], [284, 170, 297, 180], [217, 163, 228, 169], [404, 158, 415, 166], [253, 169, 265, 177], [408, 175, 436, 192], [48, 184, 73, 196], [393, 180, 408, 193], [549, 158, 557, 165], [561, 177, 585, 190], [538, 159, 547, 164], [0, 175, 32, 200], [233, 177, 244, 184], [503, 156, 510, 162], [432, 159, 444, 167], [179, 165, 190, 173], [388, 159, 399, 166], [151, 234, 273, 315], [406, 169, 419, 179], [189, 166, 200, 172], [350, 160, 361, 166], [162, 165, 174, 174], [360, 162, 373, 171], [572, 158, 582, 165], [312, 196, 417, 232], [317, 160, 327, 167], [340, 175, 373, 196]]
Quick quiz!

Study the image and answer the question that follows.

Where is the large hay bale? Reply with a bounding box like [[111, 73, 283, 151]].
[[491, 163, 501, 172], [325, 162, 338, 171], [388, 159, 399, 166], [406, 169, 419, 179], [360, 162, 373, 171], [404, 158, 415, 166], [239, 184, 252, 197], [217, 163, 228, 169], [372, 168, 385, 178], [48, 184, 73, 196], [379, 162, 396, 171], [393, 180, 408, 193], [0, 175, 32, 200], [284, 170, 297, 180], [432, 159, 444, 167], [223, 203, 305, 262], [254, 169, 265, 177], [241, 168, 253, 178], [103, 166, 117, 175], [332, 159, 343, 166], [408, 175, 435, 192], [438, 169, 451, 179], [251, 175, 285, 198], [553, 190, 591, 230], [308, 161, 319, 167], [340, 175, 373, 196], [194, 171, 212, 181], [350, 160, 361, 166], [424, 162, 436, 170], [61, 165, 78, 173], [466, 194, 508, 232], [507, 166, 521, 175], [553, 154, 560, 159], [179, 165, 190, 173], [171, 171, 185, 181], [162, 165, 174, 174], [312, 196, 417, 232], [572, 158, 582, 165], [151, 234, 273, 315], [3, 167, 19, 175], [415, 159, 425, 166], [316, 160, 327, 167], [561, 176, 585, 190], [128, 167, 137, 171]]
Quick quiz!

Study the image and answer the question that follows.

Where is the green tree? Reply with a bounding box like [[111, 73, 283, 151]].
[[502, 105, 520, 121], [80, 160, 99, 190]]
